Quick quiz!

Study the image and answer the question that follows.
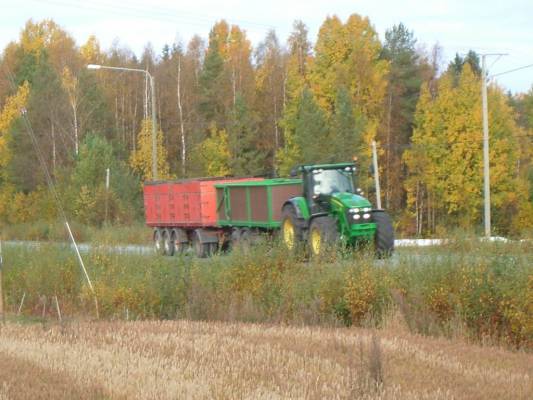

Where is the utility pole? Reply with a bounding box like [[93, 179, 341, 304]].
[[481, 55, 491, 238], [105, 168, 110, 226], [150, 74, 158, 181], [480, 53, 507, 238], [372, 140, 382, 209], [0, 240, 4, 323]]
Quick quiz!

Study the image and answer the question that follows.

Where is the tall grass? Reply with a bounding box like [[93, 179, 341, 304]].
[[1, 220, 152, 244], [2, 237, 532, 349]]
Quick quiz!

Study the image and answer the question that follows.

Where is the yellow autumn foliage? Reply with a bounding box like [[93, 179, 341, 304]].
[[0, 81, 30, 177], [404, 64, 527, 232], [129, 119, 172, 181], [310, 13, 389, 150], [197, 124, 231, 177], [80, 35, 103, 64]]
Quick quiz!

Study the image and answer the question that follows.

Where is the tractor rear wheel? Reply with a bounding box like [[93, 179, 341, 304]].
[[281, 205, 303, 253], [308, 216, 339, 257], [373, 211, 394, 258]]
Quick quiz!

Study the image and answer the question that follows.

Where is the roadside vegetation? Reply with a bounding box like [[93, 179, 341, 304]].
[[1, 221, 152, 245], [2, 238, 531, 350]]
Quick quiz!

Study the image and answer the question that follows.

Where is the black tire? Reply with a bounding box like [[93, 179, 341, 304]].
[[193, 229, 211, 258], [225, 228, 241, 252], [208, 242, 218, 256], [235, 227, 257, 253], [281, 205, 303, 253], [373, 211, 394, 258], [239, 228, 251, 242], [175, 242, 188, 255], [154, 228, 165, 255], [308, 216, 339, 257], [163, 229, 175, 256], [173, 229, 188, 255], [239, 228, 252, 248]]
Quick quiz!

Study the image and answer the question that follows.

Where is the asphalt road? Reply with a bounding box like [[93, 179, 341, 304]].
[[3, 239, 531, 269]]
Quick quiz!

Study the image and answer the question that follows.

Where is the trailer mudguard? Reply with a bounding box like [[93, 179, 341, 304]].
[[194, 228, 219, 244]]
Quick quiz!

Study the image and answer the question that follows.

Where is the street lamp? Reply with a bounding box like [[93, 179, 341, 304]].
[[87, 64, 158, 180]]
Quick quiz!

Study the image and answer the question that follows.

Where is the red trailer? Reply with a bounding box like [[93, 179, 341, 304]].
[[144, 177, 262, 256]]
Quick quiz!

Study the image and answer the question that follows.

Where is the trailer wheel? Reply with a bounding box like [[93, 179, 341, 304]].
[[193, 230, 210, 258], [230, 228, 254, 253], [176, 242, 187, 254], [373, 211, 394, 258], [163, 229, 175, 256], [309, 216, 339, 258], [154, 229, 165, 255], [172, 229, 188, 255], [208, 243, 218, 256], [281, 205, 303, 252]]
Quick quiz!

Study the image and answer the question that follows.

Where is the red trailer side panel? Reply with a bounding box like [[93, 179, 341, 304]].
[[144, 177, 262, 228]]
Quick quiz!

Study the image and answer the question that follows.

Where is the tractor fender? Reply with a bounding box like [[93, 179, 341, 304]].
[[282, 197, 310, 220], [193, 228, 219, 244]]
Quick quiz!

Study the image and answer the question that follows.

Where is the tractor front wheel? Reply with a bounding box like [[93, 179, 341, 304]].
[[373, 211, 394, 258], [308, 216, 339, 257], [281, 205, 303, 253]]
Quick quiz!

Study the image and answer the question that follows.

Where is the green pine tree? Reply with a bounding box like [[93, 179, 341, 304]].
[[199, 34, 225, 126], [331, 86, 365, 162], [380, 23, 423, 211], [70, 134, 141, 225], [228, 94, 265, 176], [294, 88, 330, 165]]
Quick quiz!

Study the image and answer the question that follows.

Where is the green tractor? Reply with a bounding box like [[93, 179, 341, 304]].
[[281, 162, 394, 257]]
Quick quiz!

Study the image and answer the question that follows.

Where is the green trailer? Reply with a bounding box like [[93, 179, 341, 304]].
[[215, 178, 303, 229]]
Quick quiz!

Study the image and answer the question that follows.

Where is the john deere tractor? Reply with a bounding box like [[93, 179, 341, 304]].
[[281, 162, 394, 257]]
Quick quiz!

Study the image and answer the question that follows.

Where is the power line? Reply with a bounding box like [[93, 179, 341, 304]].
[[377, 135, 533, 151], [488, 54, 503, 70], [34, 0, 274, 36], [490, 63, 533, 78]]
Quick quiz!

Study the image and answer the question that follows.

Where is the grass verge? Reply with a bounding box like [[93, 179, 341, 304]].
[[1, 237, 532, 349]]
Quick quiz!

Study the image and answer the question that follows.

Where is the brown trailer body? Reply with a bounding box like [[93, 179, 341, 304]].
[[215, 179, 303, 228]]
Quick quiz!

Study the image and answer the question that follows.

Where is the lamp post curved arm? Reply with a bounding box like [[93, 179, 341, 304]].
[[87, 64, 158, 180]]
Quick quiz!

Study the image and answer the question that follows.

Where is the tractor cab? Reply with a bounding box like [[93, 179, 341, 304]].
[[292, 163, 358, 214], [304, 163, 356, 214]]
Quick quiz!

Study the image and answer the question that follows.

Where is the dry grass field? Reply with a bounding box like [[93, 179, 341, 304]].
[[0, 319, 531, 400]]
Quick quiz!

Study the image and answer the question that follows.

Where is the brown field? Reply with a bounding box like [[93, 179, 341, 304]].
[[0, 319, 531, 400]]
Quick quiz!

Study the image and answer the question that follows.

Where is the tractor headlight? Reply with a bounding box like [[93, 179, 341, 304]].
[[353, 214, 361, 220], [364, 207, 371, 212], [363, 213, 371, 219], [349, 208, 360, 213]]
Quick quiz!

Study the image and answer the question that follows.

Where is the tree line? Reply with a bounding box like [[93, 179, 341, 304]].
[[0, 17, 532, 235]]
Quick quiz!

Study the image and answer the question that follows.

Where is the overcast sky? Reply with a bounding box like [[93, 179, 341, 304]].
[[2, 0, 532, 93]]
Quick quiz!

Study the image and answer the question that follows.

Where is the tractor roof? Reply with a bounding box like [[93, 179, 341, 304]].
[[295, 162, 356, 172]]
